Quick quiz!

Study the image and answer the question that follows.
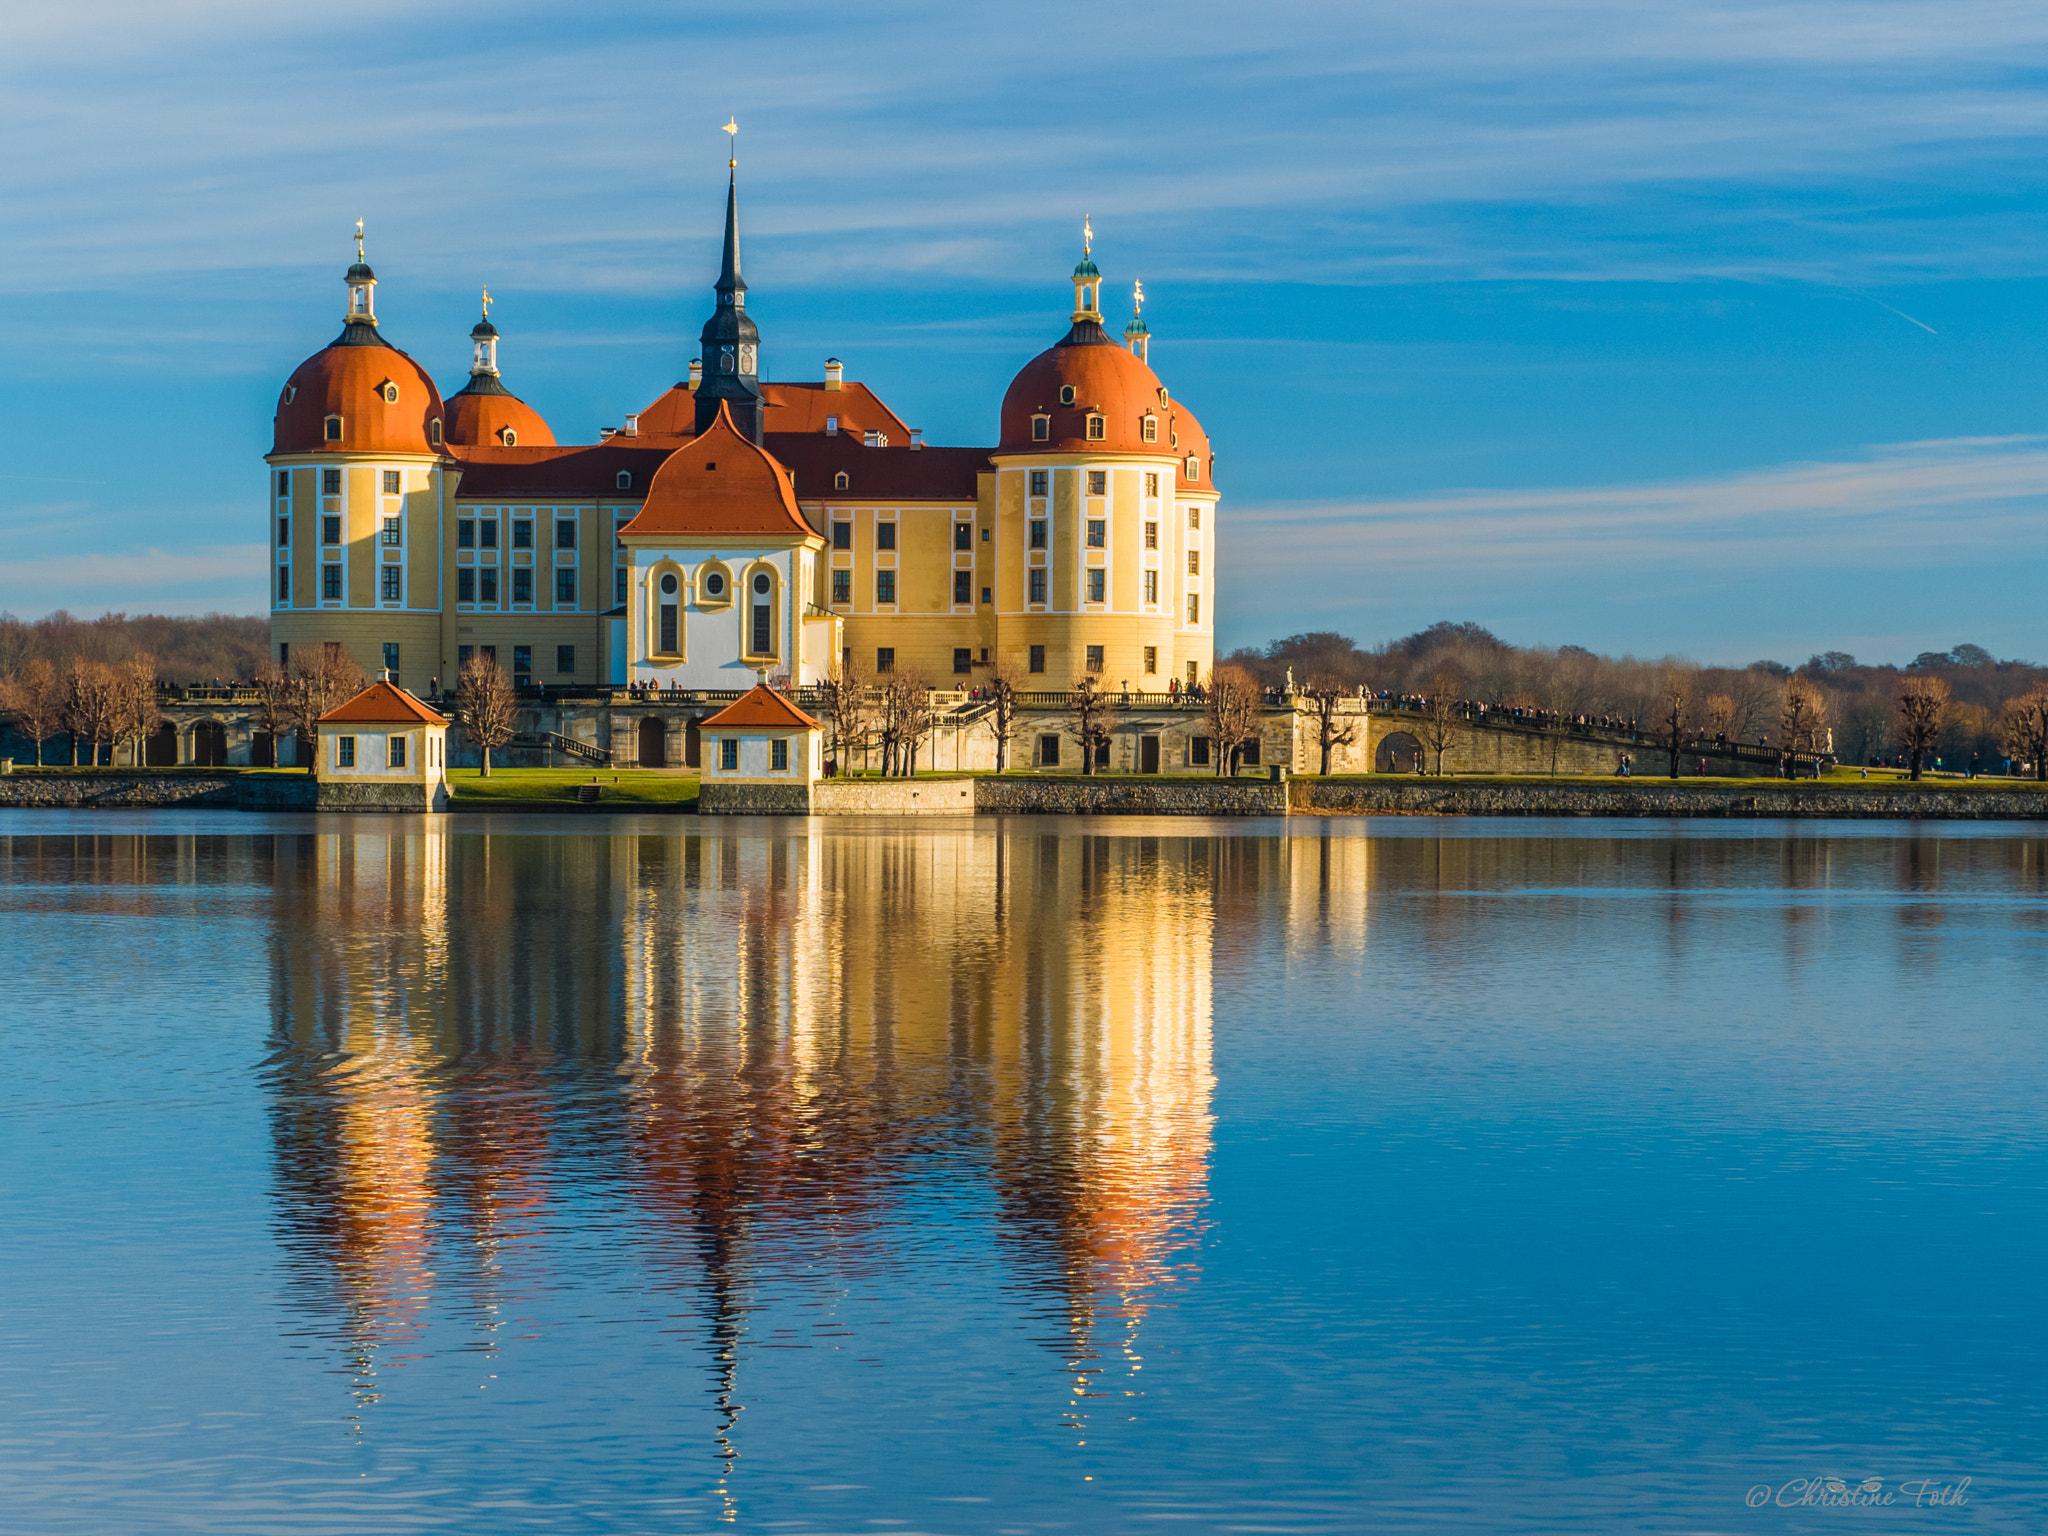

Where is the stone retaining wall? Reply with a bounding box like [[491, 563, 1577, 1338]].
[[813, 779, 977, 816], [698, 782, 814, 816], [975, 777, 1289, 816], [1288, 779, 2048, 819], [0, 773, 238, 808], [235, 776, 319, 810], [314, 781, 447, 813]]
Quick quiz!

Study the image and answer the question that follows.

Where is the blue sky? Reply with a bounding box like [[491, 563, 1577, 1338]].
[[4, 0, 2048, 665]]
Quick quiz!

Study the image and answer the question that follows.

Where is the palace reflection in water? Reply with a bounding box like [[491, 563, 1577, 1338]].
[[262, 824, 1245, 1489]]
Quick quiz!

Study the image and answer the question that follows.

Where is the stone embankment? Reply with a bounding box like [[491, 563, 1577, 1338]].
[[1290, 779, 2048, 819], [0, 773, 239, 808], [975, 778, 1288, 816]]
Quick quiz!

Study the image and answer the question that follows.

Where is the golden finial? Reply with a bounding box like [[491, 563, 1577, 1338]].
[[1083, 216, 1093, 257], [480, 286, 492, 320], [354, 219, 365, 262], [723, 116, 738, 169], [1133, 279, 1144, 316]]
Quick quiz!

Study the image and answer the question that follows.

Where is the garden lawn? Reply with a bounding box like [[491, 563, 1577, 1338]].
[[448, 768, 701, 807]]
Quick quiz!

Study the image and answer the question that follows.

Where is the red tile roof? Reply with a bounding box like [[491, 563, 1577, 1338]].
[[630, 379, 912, 441], [699, 684, 821, 730], [318, 681, 448, 726], [273, 336, 446, 456], [766, 435, 989, 502], [620, 404, 816, 539], [450, 442, 673, 499]]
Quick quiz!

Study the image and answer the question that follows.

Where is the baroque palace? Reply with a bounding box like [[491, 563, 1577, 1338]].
[[267, 170, 1219, 708]]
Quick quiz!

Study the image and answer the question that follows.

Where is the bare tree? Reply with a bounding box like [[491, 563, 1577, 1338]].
[[1779, 676, 1829, 774], [252, 662, 295, 767], [1203, 664, 1262, 776], [891, 664, 938, 775], [985, 656, 1022, 773], [1995, 686, 2048, 781], [455, 651, 519, 777], [62, 658, 120, 767], [1068, 674, 1119, 775], [817, 649, 871, 775], [1895, 675, 1952, 781], [1, 656, 62, 766], [1298, 674, 1360, 775], [1417, 667, 1463, 776], [285, 644, 366, 772], [115, 653, 162, 766], [1655, 668, 1696, 778]]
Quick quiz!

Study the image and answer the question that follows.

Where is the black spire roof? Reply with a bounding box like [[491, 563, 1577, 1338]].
[[694, 170, 765, 443]]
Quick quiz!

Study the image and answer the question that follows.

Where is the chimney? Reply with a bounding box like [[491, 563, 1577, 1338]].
[[687, 359, 703, 391], [622, 413, 639, 437], [824, 357, 843, 392], [909, 429, 923, 450]]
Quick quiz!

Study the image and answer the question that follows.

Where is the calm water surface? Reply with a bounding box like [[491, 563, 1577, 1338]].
[[3, 812, 2045, 1534]]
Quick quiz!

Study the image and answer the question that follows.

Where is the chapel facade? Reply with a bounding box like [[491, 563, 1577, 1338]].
[[266, 175, 1219, 695]]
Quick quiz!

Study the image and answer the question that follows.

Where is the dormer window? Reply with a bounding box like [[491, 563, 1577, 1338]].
[[1031, 414, 1050, 442], [1059, 385, 1076, 406], [864, 430, 886, 447], [324, 415, 342, 442], [428, 418, 443, 446], [499, 427, 518, 447], [616, 470, 633, 491], [283, 385, 297, 405], [825, 415, 838, 434], [380, 381, 400, 405], [834, 470, 850, 490], [1141, 415, 1157, 443], [1086, 415, 1106, 441], [1185, 455, 1201, 480]]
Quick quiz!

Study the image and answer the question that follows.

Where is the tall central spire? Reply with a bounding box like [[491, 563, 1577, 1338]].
[[696, 120, 764, 442]]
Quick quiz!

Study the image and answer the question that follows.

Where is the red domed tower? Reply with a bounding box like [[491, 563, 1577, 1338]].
[[444, 292, 556, 450], [265, 225, 451, 695], [988, 228, 1217, 693]]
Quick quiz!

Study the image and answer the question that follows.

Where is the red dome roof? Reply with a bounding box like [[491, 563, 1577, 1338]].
[[444, 384, 555, 449], [273, 330, 445, 455], [1000, 327, 1173, 455], [621, 403, 814, 539]]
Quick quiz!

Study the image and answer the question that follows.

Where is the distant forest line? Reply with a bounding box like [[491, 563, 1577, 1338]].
[[1, 610, 2039, 768]]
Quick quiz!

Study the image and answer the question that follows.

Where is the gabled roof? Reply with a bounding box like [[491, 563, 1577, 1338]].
[[318, 681, 447, 726], [766, 434, 990, 502], [620, 403, 815, 539], [631, 378, 913, 441], [450, 442, 672, 499], [699, 684, 821, 730]]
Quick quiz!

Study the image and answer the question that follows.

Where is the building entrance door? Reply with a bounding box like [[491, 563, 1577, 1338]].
[[1140, 735, 1160, 773], [638, 717, 666, 768]]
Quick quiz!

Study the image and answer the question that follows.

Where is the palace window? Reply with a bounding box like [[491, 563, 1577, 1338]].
[[481, 519, 499, 549], [1188, 550, 1200, 575], [876, 647, 895, 673], [382, 517, 401, 546], [1087, 519, 1105, 548], [556, 518, 576, 549], [1088, 470, 1106, 495], [1141, 416, 1157, 443], [380, 567, 401, 601], [771, 738, 789, 771], [383, 643, 400, 675], [615, 567, 627, 604], [277, 470, 291, 496], [500, 427, 517, 447], [512, 519, 532, 549], [556, 568, 576, 605], [833, 521, 851, 549], [1029, 569, 1047, 604], [479, 569, 498, 604], [322, 567, 341, 601], [835, 471, 850, 490], [659, 572, 679, 652], [1192, 736, 1211, 766], [1029, 645, 1045, 673], [383, 470, 401, 494], [1188, 506, 1201, 529], [322, 468, 341, 495], [1185, 456, 1201, 480], [428, 418, 443, 446], [953, 570, 972, 604], [277, 518, 290, 548], [702, 570, 726, 599], [512, 569, 533, 604], [1086, 415, 1105, 441], [381, 382, 400, 404], [1242, 739, 1262, 767], [1145, 472, 1159, 496], [1087, 569, 1105, 602], [1032, 415, 1050, 441], [322, 515, 341, 545], [1187, 594, 1199, 624], [458, 569, 475, 602], [981, 586, 991, 604], [1143, 570, 1157, 604], [458, 519, 474, 549], [1039, 733, 1060, 765], [1086, 645, 1104, 672], [1143, 646, 1157, 674], [513, 646, 531, 680], [750, 572, 771, 655], [388, 735, 406, 768], [953, 648, 972, 675], [832, 570, 850, 604], [876, 522, 896, 550], [954, 522, 972, 550], [557, 645, 575, 675], [1030, 470, 1048, 496], [1029, 519, 1047, 549], [277, 567, 290, 602], [1145, 521, 1157, 549], [876, 570, 896, 604]]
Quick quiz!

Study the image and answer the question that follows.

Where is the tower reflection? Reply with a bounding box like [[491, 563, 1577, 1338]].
[[264, 824, 1216, 1495]]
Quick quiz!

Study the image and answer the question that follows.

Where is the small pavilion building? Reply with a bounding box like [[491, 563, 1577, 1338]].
[[315, 680, 451, 811], [696, 684, 822, 814]]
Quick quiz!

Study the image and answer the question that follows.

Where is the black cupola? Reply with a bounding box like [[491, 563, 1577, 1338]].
[[694, 169, 765, 442]]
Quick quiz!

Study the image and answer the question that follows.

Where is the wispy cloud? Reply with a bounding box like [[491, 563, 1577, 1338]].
[[0, 545, 265, 618]]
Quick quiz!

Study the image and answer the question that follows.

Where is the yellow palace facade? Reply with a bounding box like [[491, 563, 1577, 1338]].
[[267, 185, 1219, 696]]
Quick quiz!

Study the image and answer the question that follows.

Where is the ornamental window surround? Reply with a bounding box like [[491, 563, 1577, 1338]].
[[1086, 415, 1105, 441], [1141, 415, 1157, 443], [380, 381, 400, 405], [324, 415, 343, 441], [1059, 385, 1076, 405], [1032, 415, 1050, 441]]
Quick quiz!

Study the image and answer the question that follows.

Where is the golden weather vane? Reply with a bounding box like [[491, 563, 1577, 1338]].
[[1083, 215, 1093, 258], [354, 219, 365, 261], [480, 286, 492, 320], [724, 116, 738, 169], [1133, 279, 1144, 315]]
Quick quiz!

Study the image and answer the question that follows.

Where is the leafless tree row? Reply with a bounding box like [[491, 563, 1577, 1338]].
[[0, 655, 162, 766]]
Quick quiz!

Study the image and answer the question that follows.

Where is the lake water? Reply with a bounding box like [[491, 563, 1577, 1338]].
[[3, 812, 2045, 1534]]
